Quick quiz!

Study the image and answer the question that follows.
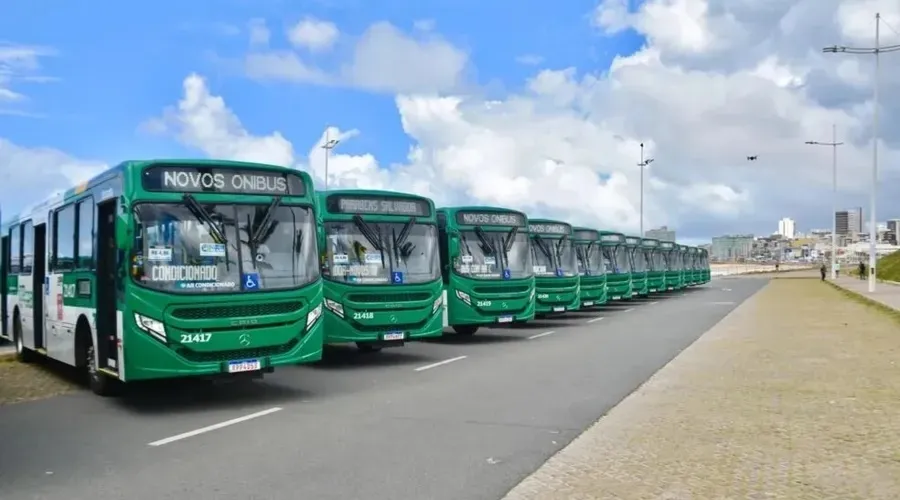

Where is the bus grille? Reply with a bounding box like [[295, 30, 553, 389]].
[[176, 337, 300, 363], [171, 301, 302, 320], [346, 292, 432, 303], [472, 284, 530, 294]]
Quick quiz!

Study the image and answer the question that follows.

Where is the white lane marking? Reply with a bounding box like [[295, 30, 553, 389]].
[[621, 308, 635, 313], [528, 330, 556, 340], [414, 355, 468, 372], [709, 301, 735, 305], [722, 288, 732, 292], [648, 301, 659, 306], [587, 316, 605, 323], [148, 407, 283, 447]]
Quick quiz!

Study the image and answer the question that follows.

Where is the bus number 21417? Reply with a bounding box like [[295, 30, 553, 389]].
[[181, 333, 212, 344]]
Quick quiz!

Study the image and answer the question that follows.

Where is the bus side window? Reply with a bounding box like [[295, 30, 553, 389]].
[[9, 225, 21, 275], [436, 213, 449, 284]]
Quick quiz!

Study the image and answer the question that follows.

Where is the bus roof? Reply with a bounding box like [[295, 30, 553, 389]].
[[2, 158, 306, 228]]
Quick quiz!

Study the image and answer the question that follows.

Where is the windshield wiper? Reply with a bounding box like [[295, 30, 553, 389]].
[[473, 226, 496, 256], [251, 196, 282, 246], [553, 234, 569, 271], [532, 235, 554, 265], [182, 194, 227, 244], [352, 215, 384, 252], [498, 226, 518, 271], [393, 217, 417, 260]]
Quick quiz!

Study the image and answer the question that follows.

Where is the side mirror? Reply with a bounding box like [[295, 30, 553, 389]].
[[449, 234, 460, 260], [115, 215, 132, 249]]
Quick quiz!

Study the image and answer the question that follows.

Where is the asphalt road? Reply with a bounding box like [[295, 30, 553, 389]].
[[0, 277, 768, 500]]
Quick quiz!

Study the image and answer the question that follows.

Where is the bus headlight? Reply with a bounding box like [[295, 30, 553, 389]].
[[306, 303, 323, 329], [455, 290, 471, 305], [432, 294, 443, 313], [134, 313, 167, 343], [324, 298, 344, 318]]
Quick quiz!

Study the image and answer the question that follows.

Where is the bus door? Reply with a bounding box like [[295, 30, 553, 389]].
[[32, 222, 47, 351], [1, 234, 8, 338], [95, 198, 119, 371]]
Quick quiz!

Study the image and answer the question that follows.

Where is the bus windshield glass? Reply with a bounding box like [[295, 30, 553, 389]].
[[575, 241, 605, 276], [602, 245, 631, 274], [530, 235, 577, 277], [630, 247, 647, 272], [322, 220, 439, 284], [132, 202, 319, 293], [651, 249, 665, 270], [455, 229, 531, 280], [664, 250, 680, 271]]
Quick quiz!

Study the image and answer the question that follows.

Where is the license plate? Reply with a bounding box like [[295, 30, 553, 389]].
[[497, 315, 513, 323], [649, 289, 657, 293], [552, 306, 565, 312], [382, 331, 405, 341], [583, 301, 594, 306], [227, 359, 261, 373], [667, 287, 673, 291], [611, 296, 621, 300]]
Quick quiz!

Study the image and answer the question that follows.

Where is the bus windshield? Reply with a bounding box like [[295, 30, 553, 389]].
[[602, 245, 631, 274], [651, 249, 665, 271], [530, 235, 577, 277], [132, 202, 319, 293], [322, 220, 439, 285], [630, 247, 647, 272], [664, 250, 680, 271], [575, 241, 605, 276], [455, 229, 531, 280]]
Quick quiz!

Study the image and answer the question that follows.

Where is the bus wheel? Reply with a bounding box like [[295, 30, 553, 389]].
[[356, 342, 383, 353], [452, 325, 478, 335], [81, 333, 119, 397], [13, 313, 35, 363]]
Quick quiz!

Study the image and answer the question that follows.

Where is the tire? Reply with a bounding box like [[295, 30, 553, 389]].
[[356, 342, 383, 353], [452, 325, 478, 335], [84, 337, 119, 397], [13, 314, 35, 363]]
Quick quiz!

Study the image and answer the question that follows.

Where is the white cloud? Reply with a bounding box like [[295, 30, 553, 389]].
[[288, 17, 339, 52], [247, 18, 270, 47], [0, 43, 57, 105], [244, 21, 468, 94], [0, 138, 107, 214]]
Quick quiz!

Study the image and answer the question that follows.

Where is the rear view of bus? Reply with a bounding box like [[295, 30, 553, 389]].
[[599, 231, 632, 300], [660, 241, 680, 291], [317, 190, 443, 351], [573, 227, 606, 308], [438, 207, 534, 335], [528, 219, 579, 315], [642, 238, 665, 294], [625, 236, 648, 297]]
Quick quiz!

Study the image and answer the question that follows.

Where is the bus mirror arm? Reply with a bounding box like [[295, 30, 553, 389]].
[[115, 223, 132, 249], [449, 235, 460, 259]]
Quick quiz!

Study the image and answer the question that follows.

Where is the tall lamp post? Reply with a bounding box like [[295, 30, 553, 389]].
[[822, 12, 900, 292], [805, 124, 844, 280], [321, 129, 340, 192], [638, 143, 654, 237]]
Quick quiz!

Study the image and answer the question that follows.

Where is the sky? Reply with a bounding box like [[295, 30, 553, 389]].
[[2, 0, 900, 245]]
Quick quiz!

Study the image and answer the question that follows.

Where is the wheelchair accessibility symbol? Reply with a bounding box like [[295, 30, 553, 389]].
[[242, 273, 260, 291], [502, 268, 511, 280], [391, 271, 404, 284]]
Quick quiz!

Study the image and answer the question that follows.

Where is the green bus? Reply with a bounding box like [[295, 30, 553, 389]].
[[437, 206, 534, 334], [675, 244, 689, 289], [687, 247, 701, 286], [642, 238, 665, 294], [316, 190, 443, 351], [528, 219, 579, 315], [1, 159, 324, 396], [625, 236, 648, 297], [660, 241, 681, 291], [573, 227, 606, 308], [599, 231, 632, 300], [699, 248, 711, 283]]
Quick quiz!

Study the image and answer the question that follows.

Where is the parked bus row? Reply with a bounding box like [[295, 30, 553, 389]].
[[0, 159, 711, 397]]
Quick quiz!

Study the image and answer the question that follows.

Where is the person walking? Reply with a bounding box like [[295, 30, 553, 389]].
[[858, 261, 866, 280], [835, 261, 841, 278], [820, 263, 827, 281]]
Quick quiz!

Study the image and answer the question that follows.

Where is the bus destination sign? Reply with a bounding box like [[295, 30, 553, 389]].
[[456, 211, 526, 227], [661, 242, 674, 248], [600, 234, 622, 242], [573, 230, 599, 241], [327, 195, 431, 217], [643, 239, 658, 246], [143, 166, 306, 195], [625, 237, 641, 244], [529, 223, 570, 235]]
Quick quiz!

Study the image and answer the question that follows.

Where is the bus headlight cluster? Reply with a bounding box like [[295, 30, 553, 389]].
[[432, 294, 443, 313], [306, 303, 323, 329], [134, 313, 167, 343], [324, 298, 344, 318], [455, 290, 471, 305]]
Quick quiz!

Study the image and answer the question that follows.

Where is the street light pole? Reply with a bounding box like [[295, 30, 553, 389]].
[[805, 124, 844, 280], [637, 143, 654, 237], [321, 129, 340, 192], [823, 12, 900, 292]]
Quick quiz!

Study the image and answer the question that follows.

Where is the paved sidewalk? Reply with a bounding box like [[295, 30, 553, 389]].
[[501, 278, 900, 500], [830, 276, 900, 311]]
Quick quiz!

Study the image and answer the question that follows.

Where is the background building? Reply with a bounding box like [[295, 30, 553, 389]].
[[835, 207, 863, 237], [711, 234, 754, 261], [645, 226, 675, 242], [777, 217, 795, 239]]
